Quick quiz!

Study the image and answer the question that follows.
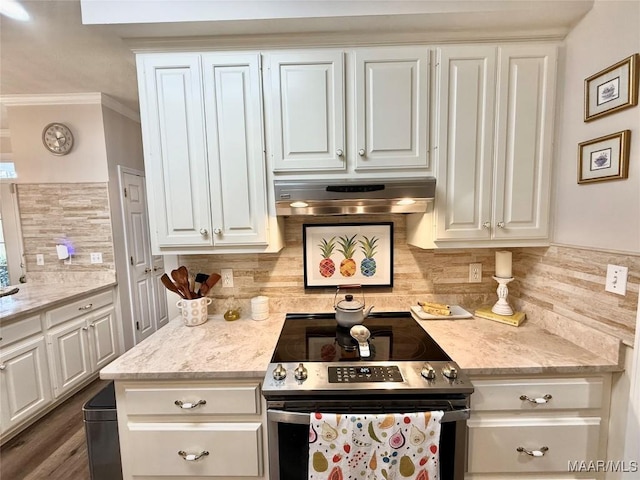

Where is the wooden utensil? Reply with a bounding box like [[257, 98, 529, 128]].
[[198, 273, 221, 296], [160, 274, 185, 299], [171, 267, 192, 299], [194, 273, 209, 295]]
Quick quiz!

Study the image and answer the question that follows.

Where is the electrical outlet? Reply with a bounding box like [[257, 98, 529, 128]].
[[221, 268, 234, 288], [90, 252, 103, 264], [36, 254, 44, 266], [605, 264, 628, 295], [469, 263, 482, 283]]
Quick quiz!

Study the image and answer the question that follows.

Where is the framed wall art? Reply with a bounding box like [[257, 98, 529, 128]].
[[578, 130, 630, 184], [303, 222, 393, 288], [584, 54, 638, 122]]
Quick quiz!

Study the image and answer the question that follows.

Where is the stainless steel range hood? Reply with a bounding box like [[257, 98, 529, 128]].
[[274, 178, 436, 216]]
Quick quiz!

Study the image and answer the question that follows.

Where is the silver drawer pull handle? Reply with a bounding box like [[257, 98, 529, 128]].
[[78, 304, 93, 311], [517, 446, 548, 457], [520, 394, 552, 404], [178, 450, 209, 461], [174, 399, 206, 409]]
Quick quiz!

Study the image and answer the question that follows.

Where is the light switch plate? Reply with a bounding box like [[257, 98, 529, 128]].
[[90, 252, 103, 264], [36, 254, 44, 266], [605, 264, 628, 295]]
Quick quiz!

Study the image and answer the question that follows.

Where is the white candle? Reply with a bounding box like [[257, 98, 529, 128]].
[[495, 251, 512, 278]]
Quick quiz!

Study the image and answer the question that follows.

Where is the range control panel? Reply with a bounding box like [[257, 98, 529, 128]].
[[328, 365, 404, 383]]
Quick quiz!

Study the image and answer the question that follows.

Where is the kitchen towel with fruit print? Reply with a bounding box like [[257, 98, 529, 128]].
[[309, 411, 444, 480]]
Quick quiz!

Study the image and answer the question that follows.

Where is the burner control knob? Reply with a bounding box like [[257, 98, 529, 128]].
[[273, 364, 287, 381], [294, 363, 308, 381], [442, 364, 458, 379], [421, 363, 436, 380]]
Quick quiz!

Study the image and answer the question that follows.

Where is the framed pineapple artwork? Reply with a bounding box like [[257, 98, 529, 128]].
[[302, 222, 393, 288]]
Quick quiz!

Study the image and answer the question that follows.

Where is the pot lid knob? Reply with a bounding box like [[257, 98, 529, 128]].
[[337, 294, 364, 311]]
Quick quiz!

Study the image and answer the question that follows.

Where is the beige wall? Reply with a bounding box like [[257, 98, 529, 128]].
[[7, 104, 108, 183], [553, 0, 640, 253]]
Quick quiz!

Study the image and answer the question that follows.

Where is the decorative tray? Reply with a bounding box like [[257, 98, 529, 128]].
[[410, 305, 473, 320]]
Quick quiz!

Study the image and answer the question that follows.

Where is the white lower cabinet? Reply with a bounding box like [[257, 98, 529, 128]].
[[466, 374, 611, 479], [48, 304, 118, 398], [0, 334, 53, 434], [0, 287, 120, 443], [115, 380, 267, 479]]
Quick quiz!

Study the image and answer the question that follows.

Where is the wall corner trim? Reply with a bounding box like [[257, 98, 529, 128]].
[[0, 92, 140, 123]]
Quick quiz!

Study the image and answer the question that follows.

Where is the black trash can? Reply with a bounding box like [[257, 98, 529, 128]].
[[82, 381, 123, 480]]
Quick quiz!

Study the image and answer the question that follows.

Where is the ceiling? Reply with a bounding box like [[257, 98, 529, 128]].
[[0, 0, 594, 132]]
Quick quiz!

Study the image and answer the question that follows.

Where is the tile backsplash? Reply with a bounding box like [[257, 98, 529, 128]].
[[15, 183, 636, 349], [181, 215, 500, 315], [18, 183, 116, 282], [511, 245, 638, 347], [181, 216, 638, 347]]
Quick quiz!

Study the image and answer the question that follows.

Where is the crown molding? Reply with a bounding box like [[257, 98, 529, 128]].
[[0, 93, 140, 123]]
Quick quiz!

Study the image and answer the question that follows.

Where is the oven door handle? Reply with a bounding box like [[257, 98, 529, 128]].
[[267, 408, 470, 425]]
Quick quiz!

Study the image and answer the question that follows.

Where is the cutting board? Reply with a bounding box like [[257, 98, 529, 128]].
[[410, 305, 473, 320]]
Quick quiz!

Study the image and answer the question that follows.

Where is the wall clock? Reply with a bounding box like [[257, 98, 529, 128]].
[[42, 122, 74, 155]]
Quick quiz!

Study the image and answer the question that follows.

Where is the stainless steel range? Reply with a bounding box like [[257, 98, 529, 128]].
[[262, 312, 474, 480]]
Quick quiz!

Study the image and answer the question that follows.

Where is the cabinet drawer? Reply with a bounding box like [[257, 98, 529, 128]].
[[471, 377, 603, 411], [0, 315, 42, 347], [468, 417, 600, 473], [127, 422, 262, 477], [125, 385, 260, 416], [46, 291, 113, 328]]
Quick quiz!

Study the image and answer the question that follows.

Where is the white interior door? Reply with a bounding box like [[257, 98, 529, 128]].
[[121, 170, 167, 344]]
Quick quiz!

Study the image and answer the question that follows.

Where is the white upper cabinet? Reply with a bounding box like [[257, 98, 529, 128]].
[[435, 45, 497, 241], [137, 52, 279, 253], [266, 46, 430, 176], [138, 54, 211, 248], [409, 43, 557, 248], [354, 47, 429, 171], [203, 53, 268, 245], [267, 51, 346, 172], [493, 44, 556, 241]]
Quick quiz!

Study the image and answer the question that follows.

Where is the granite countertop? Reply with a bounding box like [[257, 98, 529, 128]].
[[0, 281, 118, 322], [100, 311, 622, 381]]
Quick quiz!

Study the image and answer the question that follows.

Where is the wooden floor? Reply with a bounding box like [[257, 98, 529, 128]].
[[1, 379, 110, 480]]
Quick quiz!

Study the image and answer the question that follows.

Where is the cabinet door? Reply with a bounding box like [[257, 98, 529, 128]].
[[493, 45, 556, 240], [0, 336, 52, 434], [203, 53, 268, 245], [435, 46, 496, 241], [267, 50, 346, 172], [137, 53, 212, 247], [354, 46, 429, 170], [88, 306, 118, 371], [47, 318, 91, 398]]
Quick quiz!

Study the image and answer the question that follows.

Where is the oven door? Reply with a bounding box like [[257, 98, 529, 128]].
[[267, 398, 469, 480]]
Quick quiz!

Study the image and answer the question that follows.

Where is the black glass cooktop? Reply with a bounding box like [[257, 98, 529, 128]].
[[270, 312, 451, 363]]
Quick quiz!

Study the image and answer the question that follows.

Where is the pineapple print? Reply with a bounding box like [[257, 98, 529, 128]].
[[318, 237, 336, 278], [359, 235, 378, 277], [337, 234, 358, 277]]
